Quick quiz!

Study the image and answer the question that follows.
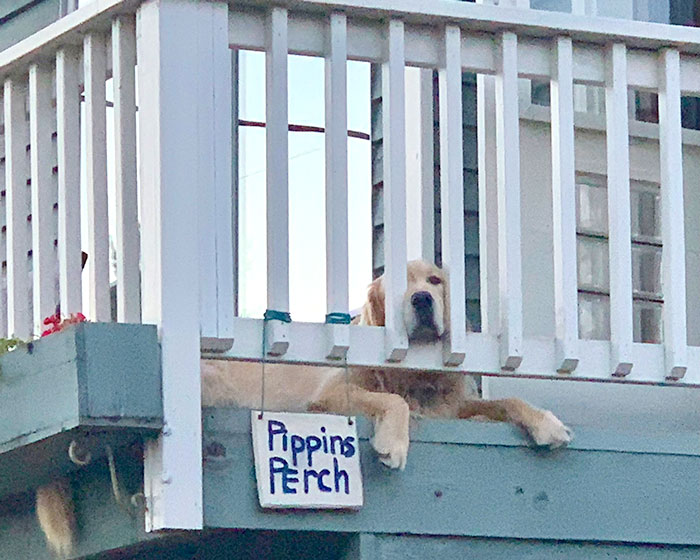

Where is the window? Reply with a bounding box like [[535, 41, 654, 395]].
[[576, 174, 662, 343]]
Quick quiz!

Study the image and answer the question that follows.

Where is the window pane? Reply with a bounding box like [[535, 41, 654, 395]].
[[632, 244, 662, 296], [577, 237, 609, 292], [577, 179, 608, 235], [634, 300, 663, 343], [631, 182, 661, 240], [579, 293, 610, 340]]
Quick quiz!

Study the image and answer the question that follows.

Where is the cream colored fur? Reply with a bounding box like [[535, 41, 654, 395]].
[[36, 479, 76, 558]]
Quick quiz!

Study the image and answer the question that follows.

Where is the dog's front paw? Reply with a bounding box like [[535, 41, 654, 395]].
[[527, 410, 572, 448], [371, 398, 410, 470]]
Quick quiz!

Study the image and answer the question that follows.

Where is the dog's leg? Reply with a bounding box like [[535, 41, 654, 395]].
[[459, 398, 571, 448], [36, 478, 76, 558], [309, 380, 410, 470]]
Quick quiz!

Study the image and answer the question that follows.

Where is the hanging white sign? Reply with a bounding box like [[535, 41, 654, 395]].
[[251, 410, 363, 509]]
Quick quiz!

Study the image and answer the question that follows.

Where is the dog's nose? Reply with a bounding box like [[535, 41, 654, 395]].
[[411, 291, 433, 310]]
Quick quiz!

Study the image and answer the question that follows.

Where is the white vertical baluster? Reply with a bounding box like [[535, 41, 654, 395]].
[[0, 126, 4, 336], [198, 3, 234, 351], [658, 48, 687, 380], [550, 36, 579, 373], [212, 6, 235, 343], [439, 25, 466, 366], [605, 43, 634, 377], [477, 73, 500, 339], [495, 32, 523, 370], [265, 7, 290, 355], [404, 67, 435, 264], [113, 16, 141, 323], [325, 12, 350, 359], [84, 32, 110, 322], [29, 63, 55, 333], [137, 0, 205, 532], [56, 47, 82, 316], [382, 19, 408, 362], [0, 95, 7, 338], [4, 78, 31, 340]]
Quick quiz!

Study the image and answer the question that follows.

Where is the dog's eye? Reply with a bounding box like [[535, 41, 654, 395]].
[[427, 275, 442, 285]]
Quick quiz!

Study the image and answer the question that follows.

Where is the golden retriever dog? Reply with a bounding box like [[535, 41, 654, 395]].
[[203, 260, 571, 469], [36, 259, 570, 555]]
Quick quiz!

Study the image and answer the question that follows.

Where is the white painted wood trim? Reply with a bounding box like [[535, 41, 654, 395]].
[[112, 15, 141, 324], [0, 92, 6, 339], [137, 0, 204, 532], [56, 47, 82, 317], [265, 7, 291, 356], [83, 32, 111, 322], [381, 18, 409, 362], [197, 2, 234, 344], [4, 78, 31, 339], [550, 36, 579, 373], [605, 43, 634, 377], [0, 0, 139, 82], [658, 48, 688, 381], [404, 67, 435, 264], [216, 317, 700, 386], [438, 25, 466, 367], [477, 74, 500, 338], [29, 63, 56, 333], [324, 12, 350, 359], [212, 5, 235, 342], [495, 32, 522, 370]]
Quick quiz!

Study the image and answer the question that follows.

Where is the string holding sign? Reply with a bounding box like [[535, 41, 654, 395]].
[[259, 309, 292, 419], [325, 311, 354, 425]]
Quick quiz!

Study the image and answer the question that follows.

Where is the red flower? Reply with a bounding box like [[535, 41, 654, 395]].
[[40, 311, 87, 337]]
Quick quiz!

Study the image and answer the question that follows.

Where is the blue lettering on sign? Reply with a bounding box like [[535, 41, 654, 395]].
[[268, 420, 288, 452], [333, 457, 350, 494], [303, 468, 333, 493], [263, 417, 357, 498], [269, 457, 298, 494]]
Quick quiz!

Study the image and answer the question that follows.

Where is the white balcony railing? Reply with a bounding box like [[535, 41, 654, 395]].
[[1, 0, 700, 535]]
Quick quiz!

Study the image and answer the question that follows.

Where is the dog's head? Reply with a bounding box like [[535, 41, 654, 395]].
[[359, 260, 448, 343]]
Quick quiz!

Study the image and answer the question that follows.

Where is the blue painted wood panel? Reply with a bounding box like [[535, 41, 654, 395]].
[[344, 533, 700, 560], [203, 408, 700, 546]]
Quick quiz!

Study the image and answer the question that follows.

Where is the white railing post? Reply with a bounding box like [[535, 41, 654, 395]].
[[325, 12, 350, 359], [550, 36, 579, 373], [196, 1, 234, 351], [382, 19, 409, 362], [605, 43, 634, 377], [439, 24, 467, 366], [4, 78, 31, 340], [29, 63, 56, 333], [137, 0, 209, 532], [265, 7, 291, 356], [658, 48, 687, 380], [495, 31, 523, 371], [405, 67, 435, 264], [83, 32, 111, 322], [0, 93, 6, 338], [477, 72, 500, 339], [112, 16, 141, 324], [56, 47, 82, 317]]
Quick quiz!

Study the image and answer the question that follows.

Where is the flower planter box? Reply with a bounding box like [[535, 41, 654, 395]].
[[0, 322, 162, 498]]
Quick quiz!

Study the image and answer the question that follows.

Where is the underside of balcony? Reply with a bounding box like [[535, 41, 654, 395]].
[[2, 399, 700, 559]]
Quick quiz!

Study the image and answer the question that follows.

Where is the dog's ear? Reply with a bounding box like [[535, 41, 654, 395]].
[[361, 277, 385, 326]]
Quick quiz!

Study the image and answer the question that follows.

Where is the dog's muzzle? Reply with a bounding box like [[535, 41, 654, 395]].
[[409, 291, 440, 342]]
